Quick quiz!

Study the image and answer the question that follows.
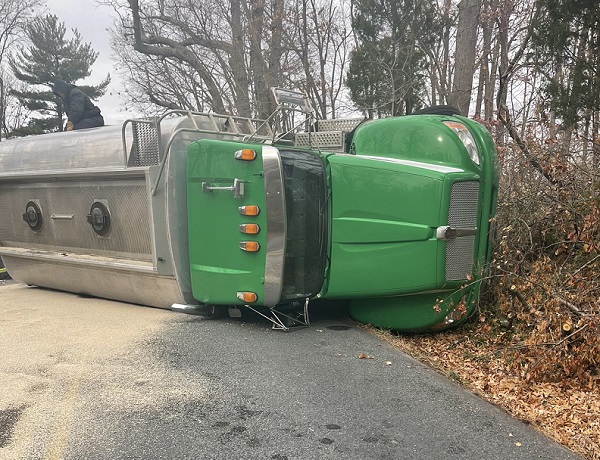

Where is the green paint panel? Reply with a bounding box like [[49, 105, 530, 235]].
[[334, 114, 499, 331], [187, 140, 267, 305], [325, 155, 444, 297], [347, 288, 475, 331], [328, 240, 440, 297], [352, 115, 480, 171], [333, 218, 432, 243]]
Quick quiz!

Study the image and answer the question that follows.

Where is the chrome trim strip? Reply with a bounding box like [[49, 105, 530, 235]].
[[262, 145, 286, 305], [338, 154, 464, 173], [0, 247, 156, 274], [51, 214, 75, 220], [0, 168, 146, 182]]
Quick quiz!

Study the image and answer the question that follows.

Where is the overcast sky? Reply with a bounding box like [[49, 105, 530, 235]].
[[45, 0, 129, 125]]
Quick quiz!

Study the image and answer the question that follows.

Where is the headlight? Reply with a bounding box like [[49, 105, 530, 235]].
[[443, 121, 480, 165]]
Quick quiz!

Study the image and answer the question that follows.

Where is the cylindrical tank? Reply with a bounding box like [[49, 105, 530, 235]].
[[0, 112, 261, 308]]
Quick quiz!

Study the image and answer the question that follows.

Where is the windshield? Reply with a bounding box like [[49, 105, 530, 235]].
[[278, 149, 328, 300]]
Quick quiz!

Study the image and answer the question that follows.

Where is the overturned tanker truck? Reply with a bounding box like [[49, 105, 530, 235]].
[[0, 90, 498, 331]]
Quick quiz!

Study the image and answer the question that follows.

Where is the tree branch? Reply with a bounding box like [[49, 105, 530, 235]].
[[496, 5, 561, 186], [128, 0, 226, 113]]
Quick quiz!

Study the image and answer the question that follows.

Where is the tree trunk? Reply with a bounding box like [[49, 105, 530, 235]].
[[440, 0, 452, 105], [248, 0, 272, 119], [476, 0, 494, 119], [268, 0, 284, 91], [229, 0, 252, 117], [593, 115, 600, 173], [0, 76, 4, 140], [496, 0, 510, 145], [449, 0, 481, 115], [298, 0, 320, 116]]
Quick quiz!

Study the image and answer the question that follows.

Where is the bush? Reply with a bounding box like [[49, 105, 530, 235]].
[[490, 140, 599, 385]]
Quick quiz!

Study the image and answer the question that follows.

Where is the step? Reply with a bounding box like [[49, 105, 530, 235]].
[[294, 131, 345, 152]]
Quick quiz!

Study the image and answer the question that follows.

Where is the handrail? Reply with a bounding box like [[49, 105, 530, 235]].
[[148, 111, 284, 196], [150, 126, 247, 196], [121, 118, 157, 166], [121, 110, 223, 168], [122, 108, 311, 197]]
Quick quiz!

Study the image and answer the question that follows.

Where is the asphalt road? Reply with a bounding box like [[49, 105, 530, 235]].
[[0, 280, 580, 460]]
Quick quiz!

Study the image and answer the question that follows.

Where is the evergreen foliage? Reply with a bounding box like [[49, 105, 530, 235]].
[[531, 0, 600, 128], [9, 14, 110, 134], [346, 0, 440, 117]]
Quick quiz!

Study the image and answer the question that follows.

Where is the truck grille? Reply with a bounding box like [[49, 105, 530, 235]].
[[446, 181, 480, 281]]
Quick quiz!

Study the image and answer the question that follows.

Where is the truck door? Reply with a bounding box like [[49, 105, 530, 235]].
[[186, 140, 286, 307]]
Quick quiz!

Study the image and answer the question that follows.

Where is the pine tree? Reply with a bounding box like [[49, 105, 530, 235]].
[[532, 0, 600, 129], [9, 14, 110, 135], [346, 0, 440, 117], [347, 40, 391, 118]]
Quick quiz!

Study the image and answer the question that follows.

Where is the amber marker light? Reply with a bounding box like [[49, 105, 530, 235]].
[[239, 223, 260, 234], [240, 241, 260, 252], [238, 205, 260, 216], [237, 291, 258, 303], [234, 149, 257, 161]]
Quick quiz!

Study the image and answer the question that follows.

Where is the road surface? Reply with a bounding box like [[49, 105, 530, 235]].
[[0, 280, 580, 459]]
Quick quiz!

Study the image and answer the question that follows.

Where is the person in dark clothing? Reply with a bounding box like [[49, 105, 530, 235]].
[[52, 80, 104, 131]]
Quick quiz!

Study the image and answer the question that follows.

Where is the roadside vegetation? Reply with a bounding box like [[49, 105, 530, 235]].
[[381, 143, 600, 459]]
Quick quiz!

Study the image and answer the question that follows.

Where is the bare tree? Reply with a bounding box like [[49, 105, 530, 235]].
[[104, 0, 291, 118], [423, 0, 454, 107], [474, 0, 497, 120], [110, 20, 217, 114], [0, 73, 34, 138], [284, 0, 352, 119], [106, 0, 351, 119], [495, 0, 557, 183], [125, 0, 229, 114]]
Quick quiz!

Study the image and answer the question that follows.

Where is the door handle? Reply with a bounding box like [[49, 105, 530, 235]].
[[202, 178, 245, 198], [436, 226, 477, 240]]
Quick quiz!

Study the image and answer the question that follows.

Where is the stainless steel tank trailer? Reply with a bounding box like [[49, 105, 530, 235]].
[[0, 89, 498, 331]]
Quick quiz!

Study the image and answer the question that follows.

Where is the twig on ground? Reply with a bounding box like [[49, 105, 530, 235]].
[[508, 285, 531, 310], [525, 324, 590, 376], [557, 297, 586, 317]]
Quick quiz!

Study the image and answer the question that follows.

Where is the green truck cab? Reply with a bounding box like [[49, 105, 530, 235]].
[[0, 97, 496, 333], [187, 113, 498, 332]]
